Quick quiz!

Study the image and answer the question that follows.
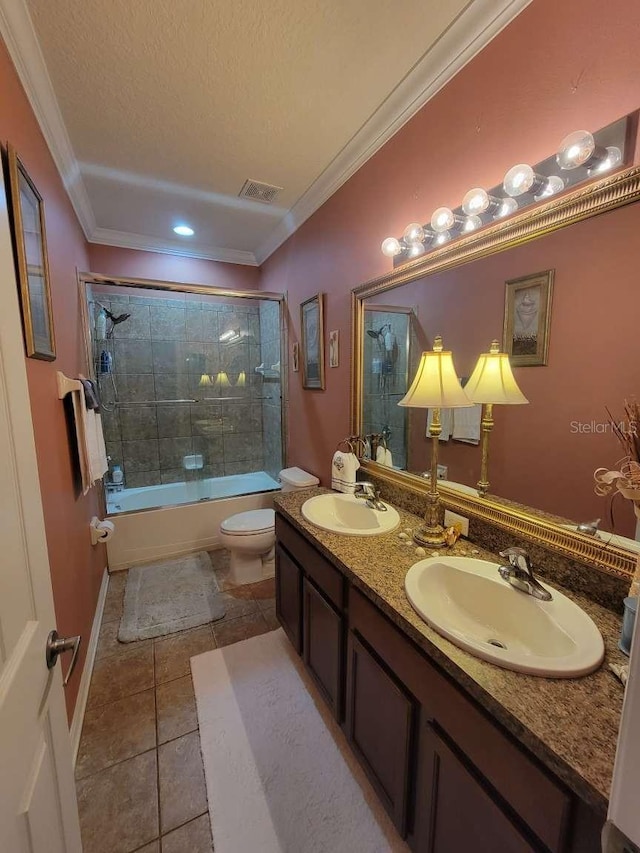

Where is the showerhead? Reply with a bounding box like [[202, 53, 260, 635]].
[[104, 308, 131, 325]]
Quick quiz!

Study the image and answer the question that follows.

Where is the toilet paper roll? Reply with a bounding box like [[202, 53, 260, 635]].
[[90, 517, 115, 545]]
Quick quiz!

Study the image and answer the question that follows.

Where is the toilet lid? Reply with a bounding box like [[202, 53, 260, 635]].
[[221, 508, 275, 536]]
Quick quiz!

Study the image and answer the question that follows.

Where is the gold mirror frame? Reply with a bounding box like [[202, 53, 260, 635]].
[[351, 165, 640, 580]]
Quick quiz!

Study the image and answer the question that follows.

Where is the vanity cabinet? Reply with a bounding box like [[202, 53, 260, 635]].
[[275, 515, 346, 720], [345, 631, 417, 836], [275, 511, 604, 853]]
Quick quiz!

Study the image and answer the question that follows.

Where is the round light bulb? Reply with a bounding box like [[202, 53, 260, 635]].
[[534, 175, 564, 201], [381, 236, 402, 257], [403, 223, 425, 245], [462, 188, 490, 216], [493, 197, 518, 219], [462, 215, 482, 232], [589, 146, 622, 175], [431, 207, 455, 233], [407, 242, 426, 258], [503, 164, 536, 197], [435, 230, 451, 246], [556, 130, 595, 170], [173, 224, 195, 237]]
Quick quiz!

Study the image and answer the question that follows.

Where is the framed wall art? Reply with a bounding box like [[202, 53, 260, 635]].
[[5, 144, 56, 360], [329, 329, 339, 368], [503, 269, 554, 366], [300, 292, 325, 389]]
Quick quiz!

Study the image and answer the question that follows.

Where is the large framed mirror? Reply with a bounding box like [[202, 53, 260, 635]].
[[352, 151, 640, 579]]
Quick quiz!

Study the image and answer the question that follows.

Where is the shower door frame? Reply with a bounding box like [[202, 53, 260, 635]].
[[77, 270, 288, 497]]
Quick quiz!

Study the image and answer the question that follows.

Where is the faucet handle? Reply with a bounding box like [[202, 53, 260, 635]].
[[499, 547, 531, 573]]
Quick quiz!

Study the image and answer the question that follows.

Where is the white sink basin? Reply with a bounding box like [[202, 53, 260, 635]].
[[301, 493, 400, 536], [405, 556, 604, 677]]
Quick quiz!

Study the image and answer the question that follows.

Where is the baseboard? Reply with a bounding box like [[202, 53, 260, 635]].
[[69, 566, 109, 765]]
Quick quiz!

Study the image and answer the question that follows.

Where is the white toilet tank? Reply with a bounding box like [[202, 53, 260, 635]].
[[279, 467, 319, 492]]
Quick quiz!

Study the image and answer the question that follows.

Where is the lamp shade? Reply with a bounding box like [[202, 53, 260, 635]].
[[465, 340, 528, 405], [398, 336, 471, 409]]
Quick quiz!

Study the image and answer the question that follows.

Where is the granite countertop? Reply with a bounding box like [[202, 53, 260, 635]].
[[274, 486, 628, 813]]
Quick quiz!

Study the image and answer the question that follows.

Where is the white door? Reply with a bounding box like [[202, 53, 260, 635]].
[[0, 166, 82, 849]]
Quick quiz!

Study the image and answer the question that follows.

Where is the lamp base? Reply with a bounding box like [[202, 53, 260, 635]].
[[413, 524, 448, 548]]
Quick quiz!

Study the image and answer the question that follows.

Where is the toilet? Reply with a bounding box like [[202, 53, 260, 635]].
[[219, 467, 319, 585]]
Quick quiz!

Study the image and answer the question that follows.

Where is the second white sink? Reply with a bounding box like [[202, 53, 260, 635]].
[[301, 493, 400, 536], [405, 556, 604, 677]]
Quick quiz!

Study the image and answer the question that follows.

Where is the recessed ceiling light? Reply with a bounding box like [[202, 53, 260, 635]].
[[173, 224, 194, 237]]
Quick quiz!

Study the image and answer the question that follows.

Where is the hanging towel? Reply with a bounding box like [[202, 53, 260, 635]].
[[331, 451, 360, 494], [427, 408, 453, 441], [72, 374, 109, 494], [375, 445, 386, 464], [452, 404, 482, 445], [384, 448, 393, 468]]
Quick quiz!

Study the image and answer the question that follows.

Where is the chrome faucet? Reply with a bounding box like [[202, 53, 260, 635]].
[[498, 547, 552, 602], [576, 518, 601, 536], [354, 481, 387, 512]]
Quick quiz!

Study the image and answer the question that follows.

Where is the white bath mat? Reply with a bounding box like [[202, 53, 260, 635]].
[[118, 551, 226, 641], [191, 628, 408, 853]]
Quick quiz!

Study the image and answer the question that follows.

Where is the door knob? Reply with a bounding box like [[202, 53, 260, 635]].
[[46, 630, 81, 686]]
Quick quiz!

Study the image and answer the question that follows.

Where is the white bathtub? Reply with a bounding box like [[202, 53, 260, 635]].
[[105, 471, 280, 571]]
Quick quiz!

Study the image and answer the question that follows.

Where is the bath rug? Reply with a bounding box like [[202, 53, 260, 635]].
[[119, 551, 226, 641], [191, 628, 408, 853]]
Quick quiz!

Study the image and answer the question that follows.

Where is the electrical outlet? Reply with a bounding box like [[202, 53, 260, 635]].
[[436, 464, 448, 480], [444, 510, 469, 537]]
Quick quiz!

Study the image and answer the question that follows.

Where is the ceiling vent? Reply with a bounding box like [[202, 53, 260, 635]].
[[239, 179, 283, 205]]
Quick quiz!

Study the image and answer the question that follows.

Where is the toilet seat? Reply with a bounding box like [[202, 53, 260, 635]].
[[220, 508, 275, 537]]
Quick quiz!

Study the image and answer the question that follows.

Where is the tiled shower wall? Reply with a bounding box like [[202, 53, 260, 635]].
[[94, 288, 281, 488]]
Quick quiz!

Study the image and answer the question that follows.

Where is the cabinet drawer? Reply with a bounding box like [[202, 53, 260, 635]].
[[349, 587, 571, 853], [276, 514, 345, 610]]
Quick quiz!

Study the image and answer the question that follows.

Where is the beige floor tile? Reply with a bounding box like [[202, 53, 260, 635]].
[[156, 675, 198, 744], [154, 626, 216, 685], [87, 644, 154, 709], [102, 573, 127, 624], [246, 578, 276, 603], [158, 731, 208, 834], [261, 604, 280, 632], [212, 611, 270, 647], [76, 688, 156, 779], [76, 750, 158, 853], [217, 591, 260, 621], [132, 843, 159, 853], [161, 813, 212, 853], [96, 618, 152, 661]]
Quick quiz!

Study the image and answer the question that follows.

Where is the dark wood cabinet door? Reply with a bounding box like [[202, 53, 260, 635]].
[[275, 543, 302, 654], [418, 723, 538, 853], [346, 631, 416, 837], [302, 576, 343, 720]]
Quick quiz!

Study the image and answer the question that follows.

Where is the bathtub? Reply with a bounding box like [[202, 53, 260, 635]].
[[105, 471, 280, 571]]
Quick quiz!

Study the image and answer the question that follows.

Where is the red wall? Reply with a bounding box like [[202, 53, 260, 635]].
[[0, 40, 102, 720], [260, 0, 640, 491], [87, 244, 260, 290]]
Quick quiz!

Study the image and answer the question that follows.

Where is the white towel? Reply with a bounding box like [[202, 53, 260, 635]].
[[452, 404, 482, 445], [384, 448, 393, 468], [71, 379, 109, 494], [427, 408, 453, 441], [376, 445, 386, 464], [331, 451, 360, 494]]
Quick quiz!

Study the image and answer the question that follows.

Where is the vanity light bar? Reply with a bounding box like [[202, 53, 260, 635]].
[[381, 116, 628, 261]]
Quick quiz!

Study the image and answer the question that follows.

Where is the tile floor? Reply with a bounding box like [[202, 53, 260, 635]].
[[75, 550, 278, 853]]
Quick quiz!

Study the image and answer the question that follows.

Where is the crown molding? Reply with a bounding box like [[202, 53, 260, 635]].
[[89, 228, 258, 266], [254, 0, 532, 265], [0, 0, 96, 236]]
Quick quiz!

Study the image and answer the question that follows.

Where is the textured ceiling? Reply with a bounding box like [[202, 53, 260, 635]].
[[22, 0, 510, 262]]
